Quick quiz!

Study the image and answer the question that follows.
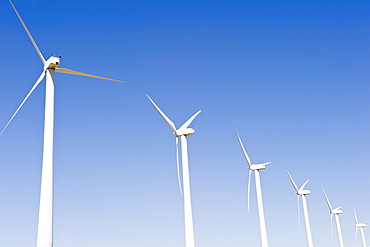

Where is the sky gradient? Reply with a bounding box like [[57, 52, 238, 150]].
[[0, 0, 370, 247]]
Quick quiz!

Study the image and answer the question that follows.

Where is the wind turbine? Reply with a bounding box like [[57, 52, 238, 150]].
[[236, 131, 270, 247], [354, 206, 367, 247], [2, 1, 124, 247], [287, 171, 314, 247], [322, 188, 344, 247], [146, 95, 201, 247]]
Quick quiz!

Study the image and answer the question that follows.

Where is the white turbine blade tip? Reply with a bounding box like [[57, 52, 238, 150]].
[[322, 187, 333, 211], [354, 207, 358, 223], [287, 170, 299, 193], [146, 95, 177, 132], [259, 162, 271, 166], [8, 0, 45, 64], [299, 179, 310, 191], [236, 131, 252, 167], [179, 110, 201, 130], [1, 71, 45, 135]]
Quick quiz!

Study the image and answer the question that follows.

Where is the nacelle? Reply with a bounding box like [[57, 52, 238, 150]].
[[297, 189, 311, 195], [332, 209, 343, 214], [44, 56, 61, 70], [355, 223, 367, 228], [249, 164, 266, 170], [174, 128, 195, 136]]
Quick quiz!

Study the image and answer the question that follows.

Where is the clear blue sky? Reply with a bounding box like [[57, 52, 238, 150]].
[[0, 0, 369, 246]]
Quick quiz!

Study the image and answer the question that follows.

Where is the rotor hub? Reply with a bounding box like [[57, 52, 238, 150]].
[[44, 56, 61, 70]]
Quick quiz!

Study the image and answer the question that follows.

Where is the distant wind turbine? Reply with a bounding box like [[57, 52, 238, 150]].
[[287, 171, 314, 247], [322, 188, 344, 247], [354, 206, 367, 247], [2, 1, 124, 247], [236, 131, 270, 247], [147, 95, 201, 247]]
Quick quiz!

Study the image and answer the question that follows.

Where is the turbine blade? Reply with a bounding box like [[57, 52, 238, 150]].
[[55, 68, 124, 82], [8, 0, 45, 64], [322, 187, 333, 211], [331, 214, 334, 245], [236, 130, 252, 168], [257, 162, 271, 166], [354, 206, 358, 224], [299, 179, 310, 191], [297, 195, 302, 232], [0, 71, 45, 135], [178, 110, 201, 130], [287, 170, 299, 193], [146, 95, 177, 133], [247, 170, 252, 214], [176, 136, 183, 195]]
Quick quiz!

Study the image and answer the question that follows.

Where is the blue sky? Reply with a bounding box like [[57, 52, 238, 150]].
[[0, 0, 369, 246]]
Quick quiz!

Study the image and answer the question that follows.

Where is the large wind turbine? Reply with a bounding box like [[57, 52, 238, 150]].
[[147, 95, 201, 247], [2, 1, 124, 247], [236, 131, 270, 247], [322, 188, 344, 247], [354, 206, 367, 247], [287, 171, 314, 247]]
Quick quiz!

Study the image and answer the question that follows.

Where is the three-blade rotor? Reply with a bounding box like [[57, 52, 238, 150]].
[[2, 0, 124, 136], [236, 130, 252, 213], [354, 206, 367, 228], [322, 187, 342, 215], [236, 130, 271, 214], [287, 170, 311, 230], [287, 171, 310, 196], [4, 3, 125, 247], [146, 95, 201, 195]]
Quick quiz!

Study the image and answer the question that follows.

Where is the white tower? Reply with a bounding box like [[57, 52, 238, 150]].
[[287, 171, 314, 247], [147, 95, 201, 247], [237, 131, 270, 247], [3, 2, 124, 247]]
